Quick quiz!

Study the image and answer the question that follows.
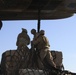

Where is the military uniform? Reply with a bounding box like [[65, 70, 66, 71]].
[[16, 28, 30, 50], [32, 30, 56, 69]]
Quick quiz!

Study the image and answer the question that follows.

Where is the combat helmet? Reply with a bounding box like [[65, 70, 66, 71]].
[[22, 28, 27, 33], [31, 29, 36, 34]]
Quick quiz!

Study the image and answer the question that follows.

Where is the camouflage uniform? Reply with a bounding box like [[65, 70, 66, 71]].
[[16, 28, 30, 50], [32, 30, 56, 69]]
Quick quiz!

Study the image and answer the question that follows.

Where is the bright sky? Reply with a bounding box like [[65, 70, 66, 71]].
[[0, 14, 76, 73]]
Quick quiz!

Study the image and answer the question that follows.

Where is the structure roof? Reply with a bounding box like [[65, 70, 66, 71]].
[[0, 0, 76, 20]]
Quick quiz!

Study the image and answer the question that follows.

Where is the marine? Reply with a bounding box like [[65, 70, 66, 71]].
[[32, 30, 56, 69]]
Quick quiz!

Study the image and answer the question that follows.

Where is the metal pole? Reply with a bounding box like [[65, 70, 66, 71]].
[[37, 9, 41, 33]]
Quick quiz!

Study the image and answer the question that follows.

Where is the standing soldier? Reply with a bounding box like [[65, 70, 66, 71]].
[[16, 28, 30, 69], [16, 28, 30, 50], [32, 30, 56, 69]]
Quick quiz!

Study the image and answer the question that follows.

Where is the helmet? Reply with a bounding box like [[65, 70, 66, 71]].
[[31, 29, 36, 34], [22, 28, 27, 33], [40, 30, 45, 35]]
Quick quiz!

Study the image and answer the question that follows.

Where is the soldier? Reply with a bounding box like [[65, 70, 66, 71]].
[[31, 29, 37, 48], [30, 29, 38, 68], [31, 29, 39, 40], [32, 30, 56, 69], [31, 29, 37, 39], [16, 28, 30, 50]]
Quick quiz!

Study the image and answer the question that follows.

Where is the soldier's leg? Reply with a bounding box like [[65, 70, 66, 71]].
[[37, 49, 47, 69], [46, 50, 56, 68]]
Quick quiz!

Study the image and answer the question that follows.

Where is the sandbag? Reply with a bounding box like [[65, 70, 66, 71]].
[[19, 69, 46, 75], [51, 50, 63, 69]]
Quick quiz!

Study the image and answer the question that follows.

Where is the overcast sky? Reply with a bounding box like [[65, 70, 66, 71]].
[[0, 14, 76, 72]]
